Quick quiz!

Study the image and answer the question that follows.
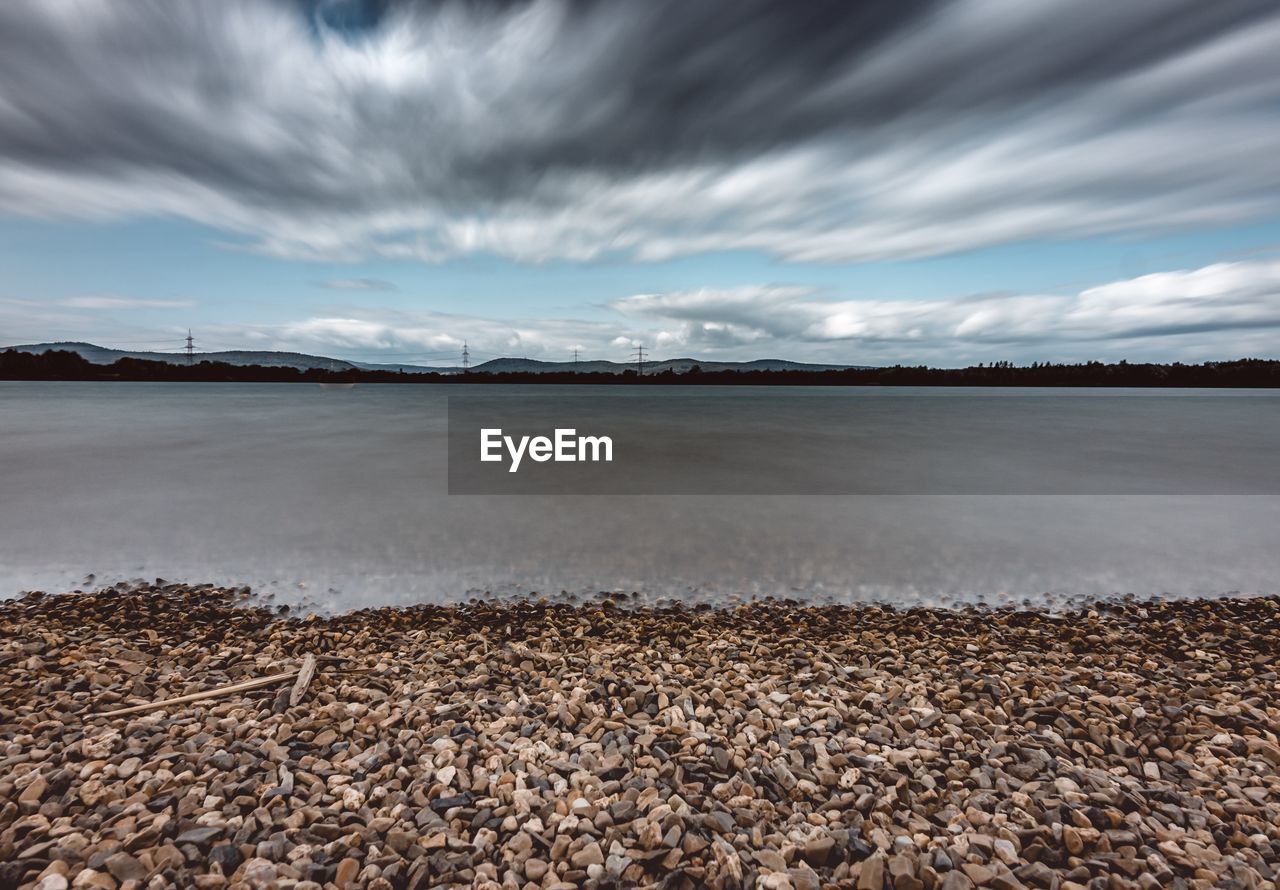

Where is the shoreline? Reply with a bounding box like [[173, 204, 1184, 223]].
[[2, 586, 1278, 889], [6, 349, 1280, 387]]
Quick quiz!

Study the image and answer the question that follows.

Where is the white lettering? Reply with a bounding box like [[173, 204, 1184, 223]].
[[528, 436, 553, 462], [555, 428, 576, 461], [578, 434, 612, 463], [503, 434, 529, 473], [480, 429, 503, 462], [480, 429, 613, 472]]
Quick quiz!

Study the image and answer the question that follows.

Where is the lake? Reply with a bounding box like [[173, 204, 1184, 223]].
[[1, 381, 1277, 610]]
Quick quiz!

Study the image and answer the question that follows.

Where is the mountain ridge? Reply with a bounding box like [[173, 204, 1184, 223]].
[[3, 342, 863, 374]]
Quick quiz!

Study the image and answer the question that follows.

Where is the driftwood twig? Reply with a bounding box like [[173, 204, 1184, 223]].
[[99, 670, 301, 717], [290, 654, 318, 706]]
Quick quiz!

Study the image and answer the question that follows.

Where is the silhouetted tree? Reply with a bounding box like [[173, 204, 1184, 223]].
[[3, 348, 1279, 387]]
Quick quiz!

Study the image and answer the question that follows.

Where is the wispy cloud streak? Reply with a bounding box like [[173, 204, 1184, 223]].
[[0, 0, 1276, 264], [10, 259, 1274, 365]]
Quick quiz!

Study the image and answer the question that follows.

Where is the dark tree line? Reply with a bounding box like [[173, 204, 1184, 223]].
[[4, 348, 1280, 387]]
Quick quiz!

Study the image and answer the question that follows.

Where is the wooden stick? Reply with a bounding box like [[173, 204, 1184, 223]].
[[289, 654, 318, 707], [99, 670, 301, 717]]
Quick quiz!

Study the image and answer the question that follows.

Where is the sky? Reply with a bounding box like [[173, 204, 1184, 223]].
[[2, 0, 1279, 367]]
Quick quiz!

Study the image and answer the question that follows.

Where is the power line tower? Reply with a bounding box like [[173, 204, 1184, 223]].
[[573, 347, 580, 369], [184, 329, 195, 365], [461, 341, 470, 374], [633, 343, 647, 376]]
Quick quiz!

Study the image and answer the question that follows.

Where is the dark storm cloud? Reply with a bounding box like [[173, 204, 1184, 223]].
[[0, 0, 1278, 262], [442, 0, 1268, 180], [435, 0, 944, 181]]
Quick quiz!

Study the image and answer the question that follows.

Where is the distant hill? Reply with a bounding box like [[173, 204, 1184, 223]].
[[4, 343, 861, 375], [4, 342, 450, 374], [347, 360, 458, 374], [472, 357, 861, 374], [6, 346, 1279, 387]]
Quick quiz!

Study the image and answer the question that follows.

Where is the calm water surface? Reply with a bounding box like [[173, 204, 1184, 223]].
[[1, 382, 1277, 610]]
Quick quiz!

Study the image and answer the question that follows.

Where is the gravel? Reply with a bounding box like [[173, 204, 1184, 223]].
[[1, 584, 1278, 889]]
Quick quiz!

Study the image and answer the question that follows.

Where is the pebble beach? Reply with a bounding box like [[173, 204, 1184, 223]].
[[2, 585, 1278, 890]]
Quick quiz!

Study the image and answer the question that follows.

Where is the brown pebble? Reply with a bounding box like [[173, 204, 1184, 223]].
[[334, 857, 360, 889], [0, 585, 1275, 890]]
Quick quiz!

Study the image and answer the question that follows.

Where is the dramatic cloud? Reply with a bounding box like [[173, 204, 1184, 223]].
[[1, 0, 1278, 264], [614, 260, 1280, 363], [11, 258, 1263, 365], [223, 309, 642, 365]]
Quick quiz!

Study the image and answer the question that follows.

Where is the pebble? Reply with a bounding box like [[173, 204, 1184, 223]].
[[858, 851, 888, 889], [334, 857, 359, 888], [103, 852, 146, 883], [1, 584, 1277, 890]]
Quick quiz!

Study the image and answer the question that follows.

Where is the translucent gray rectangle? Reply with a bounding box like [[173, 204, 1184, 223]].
[[447, 392, 1280, 494]]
